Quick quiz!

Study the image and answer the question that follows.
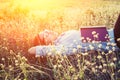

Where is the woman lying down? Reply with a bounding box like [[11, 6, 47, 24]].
[[28, 28, 120, 57]]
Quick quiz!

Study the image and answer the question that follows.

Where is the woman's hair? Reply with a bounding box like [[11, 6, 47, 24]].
[[33, 33, 44, 46]]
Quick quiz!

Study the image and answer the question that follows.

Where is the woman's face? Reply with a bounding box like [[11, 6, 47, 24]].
[[42, 30, 58, 45]]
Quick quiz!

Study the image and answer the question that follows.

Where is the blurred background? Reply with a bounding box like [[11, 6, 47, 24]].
[[0, 0, 120, 58]]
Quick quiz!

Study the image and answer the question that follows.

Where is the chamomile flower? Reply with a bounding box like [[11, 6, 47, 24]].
[[73, 48, 77, 53], [92, 31, 96, 35], [98, 44, 102, 48], [89, 45, 94, 50], [77, 45, 82, 49], [97, 55, 102, 59], [110, 62, 115, 67], [113, 57, 117, 61], [99, 65, 102, 69]]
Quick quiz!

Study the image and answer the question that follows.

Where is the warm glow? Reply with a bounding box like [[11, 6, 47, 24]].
[[14, 0, 66, 10]]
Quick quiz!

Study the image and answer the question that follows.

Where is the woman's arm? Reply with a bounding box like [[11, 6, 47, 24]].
[[28, 47, 36, 54], [28, 45, 78, 56], [28, 42, 119, 56]]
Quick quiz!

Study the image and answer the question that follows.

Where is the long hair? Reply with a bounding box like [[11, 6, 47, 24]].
[[33, 30, 58, 46], [33, 33, 45, 46]]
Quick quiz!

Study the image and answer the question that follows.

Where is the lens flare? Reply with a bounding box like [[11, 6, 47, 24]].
[[13, 0, 65, 11]]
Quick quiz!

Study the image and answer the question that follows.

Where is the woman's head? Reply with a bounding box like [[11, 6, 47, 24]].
[[33, 30, 58, 46]]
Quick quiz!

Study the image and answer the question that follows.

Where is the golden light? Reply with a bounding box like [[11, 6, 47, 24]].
[[13, 0, 65, 11]]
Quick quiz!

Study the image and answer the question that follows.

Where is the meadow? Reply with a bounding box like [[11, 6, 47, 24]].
[[0, 0, 120, 80]]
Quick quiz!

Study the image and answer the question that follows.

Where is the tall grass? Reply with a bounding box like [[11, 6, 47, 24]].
[[0, 0, 120, 80]]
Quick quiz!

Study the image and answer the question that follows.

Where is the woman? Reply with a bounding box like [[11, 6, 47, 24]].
[[28, 29, 119, 56], [28, 14, 120, 56]]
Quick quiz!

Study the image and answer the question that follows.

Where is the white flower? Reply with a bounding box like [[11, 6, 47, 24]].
[[83, 40, 86, 43], [86, 61, 90, 65], [89, 45, 94, 50], [73, 48, 77, 53], [112, 47, 116, 51], [88, 38, 91, 42], [92, 68, 96, 72], [95, 66, 98, 68], [86, 37, 90, 40], [102, 69, 107, 73], [107, 42, 111, 46], [98, 44, 102, 48], [15, 60, 18, 63], [99, 65, 102, 69], [94, 33, 99, 38], [113, 57, 117, 61], [58, 65, 62, 68], [53, 65, 57, 69], [110, 62, 115, 67], [108, 50, 113, 54], [56, 51, 61, 55], [9, 65, 12, 68], [83, 52, 88, 56], [103, 64, 107, 67], [106, 46, 109, 50], [105, 34, 109, 39], [83, 66, 87, 70], [102, 52, 105, 55], [1, 58, 5, 61], [118, 70, 120, 72], [92, 31, 96, 35], [15, 63, 19, 66], [97, 55, 102, 59], [92, 40, 95, 43], [81, 52, 88, 56], [0, 64, 4, 68], [93, 34, 98, 38], [77, 45, 82, 49], [105, 36, 107, 39]]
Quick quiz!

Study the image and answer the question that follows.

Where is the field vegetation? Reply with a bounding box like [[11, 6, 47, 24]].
[[0, 0, 120, 80]]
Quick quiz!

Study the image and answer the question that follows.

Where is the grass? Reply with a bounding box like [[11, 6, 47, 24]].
[[0, 0, 120, 80]]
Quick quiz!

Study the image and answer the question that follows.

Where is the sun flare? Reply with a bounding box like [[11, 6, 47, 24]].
[[14, 0, 64, 11]]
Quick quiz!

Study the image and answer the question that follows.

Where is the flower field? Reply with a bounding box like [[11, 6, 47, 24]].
[[0, 0, 120, 80]]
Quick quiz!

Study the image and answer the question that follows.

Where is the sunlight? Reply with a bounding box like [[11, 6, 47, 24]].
[[14, 0, 62, 10]]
